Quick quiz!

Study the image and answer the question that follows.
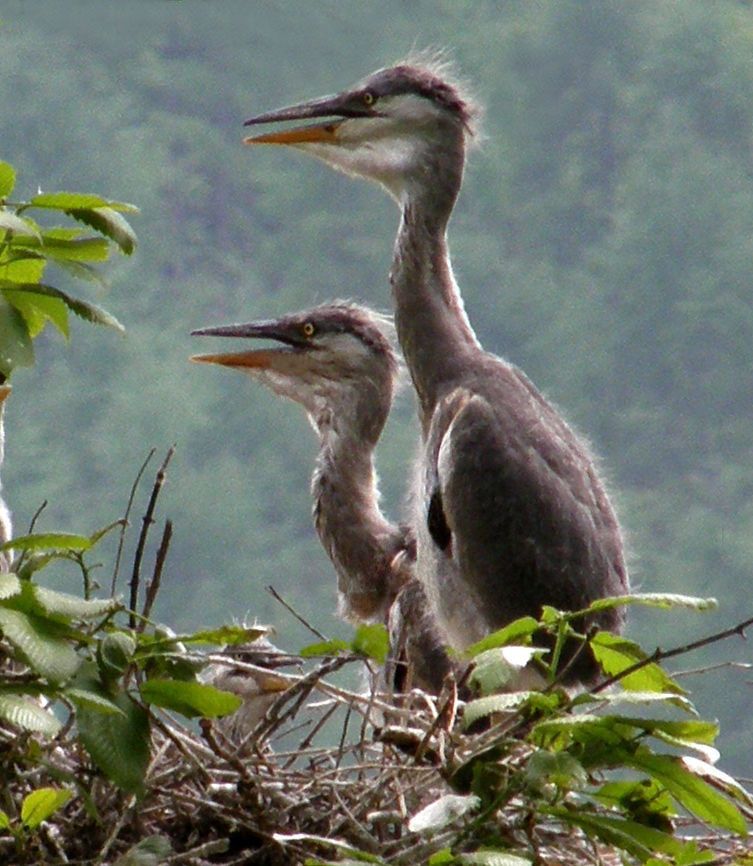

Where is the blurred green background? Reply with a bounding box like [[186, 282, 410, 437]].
[[2, 0, 752, 772]]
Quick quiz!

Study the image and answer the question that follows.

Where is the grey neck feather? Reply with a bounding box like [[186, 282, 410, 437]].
[[310, 396, 404, 623], [390, 135, 480, 427]]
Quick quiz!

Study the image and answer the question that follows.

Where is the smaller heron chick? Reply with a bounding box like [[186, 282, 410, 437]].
[[192, 302, 455, 694]]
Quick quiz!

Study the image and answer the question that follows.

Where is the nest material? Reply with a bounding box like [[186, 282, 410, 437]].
[[1, 649, 752, 866]]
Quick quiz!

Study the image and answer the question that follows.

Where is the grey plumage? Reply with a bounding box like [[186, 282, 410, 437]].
[[192, 302, 455, 693], [243, 59, 629, 685]]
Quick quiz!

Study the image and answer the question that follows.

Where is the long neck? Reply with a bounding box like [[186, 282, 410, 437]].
[[311, 417, 405, 623], [390, 150, 480, 430]]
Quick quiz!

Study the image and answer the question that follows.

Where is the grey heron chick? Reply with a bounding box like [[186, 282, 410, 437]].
[[242, 60, 629, 685], [192, 302, 456, 694]]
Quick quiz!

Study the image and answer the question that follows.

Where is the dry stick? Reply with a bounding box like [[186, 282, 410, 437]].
[[140, 518, 173, 628], [266, 584, 328, 641], [14, 499, 48, 573], [112, 448, 155, 596], [590, 610, 753, 695], [128, 446, 175, 629]]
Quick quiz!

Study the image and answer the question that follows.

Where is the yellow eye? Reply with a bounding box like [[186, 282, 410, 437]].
[[362, 90, 376, 107], [302, 322, 315, 337]]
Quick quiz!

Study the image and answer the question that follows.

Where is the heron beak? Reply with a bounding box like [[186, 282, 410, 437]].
[[243, 92, 369, 145], [0, 384, 11, 405], [257, 672, 291, 693], [190, 321, 304, 370]]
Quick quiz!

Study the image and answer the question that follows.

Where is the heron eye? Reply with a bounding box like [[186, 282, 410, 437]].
[[302, 322, 316, 338], [362, 90, 376, 107]]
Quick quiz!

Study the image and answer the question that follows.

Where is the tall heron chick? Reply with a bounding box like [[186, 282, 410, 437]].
[[243, 60, 629, 684], [192, 302, 455, 693]]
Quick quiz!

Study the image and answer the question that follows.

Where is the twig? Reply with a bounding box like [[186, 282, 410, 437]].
[[590, 611, 753, 695], [140, 519, 172, 628], [112, 448, 155, 596], [129, 446, 175, 628], [266, 584, 328, 641], [15, 499, 47, 573]]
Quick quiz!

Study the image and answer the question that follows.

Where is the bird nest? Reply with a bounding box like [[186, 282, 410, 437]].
[[2, 642, 752, 866]]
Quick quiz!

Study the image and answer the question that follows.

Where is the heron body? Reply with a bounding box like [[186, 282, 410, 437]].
[[243, 59, 629, 684], [192, 302, 456, 693]]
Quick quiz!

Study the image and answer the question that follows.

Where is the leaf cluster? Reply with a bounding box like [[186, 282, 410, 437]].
[[0, 160, 134, 377]]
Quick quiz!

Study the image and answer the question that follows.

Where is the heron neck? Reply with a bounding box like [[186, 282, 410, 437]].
[[391, 193, 480, 430], [312, 422, 402, 622]]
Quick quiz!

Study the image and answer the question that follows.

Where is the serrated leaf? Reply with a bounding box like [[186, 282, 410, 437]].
[[465, 617, 539, 657], [300, 637, 350, 658], [0, 693, 62, 735], [1, 255, 45, 284], [21, 787, 72, 830], [0, 296, 33, 375], [352, 623, 389, 664], [13, 235, 111, 262], [681, 756, 753, 806], [470, 646, 546, 695], [590, 632, 686, 695], [98, 631, 136, 679], [0, 161, 15, 198], [140, 678, 243, 718], [33, 585, 120, 619], [0, 209, 40, 239], [77, 692, 150, 796], [625, 751, 747, 833], [29, 192, 139, 212], [68, 207, 137, 255], [6, 289, 69, 338], [409, 794, 480, 833], [179, 624, 271, 647], [462, 691, 537, 729], [65, 687, 125, 716], [0, 282, 123, 333], [548, 807, 688, 862], [0, 531, 92, 553], [0, 608, 79, 681], [0, 571, 20, 599], [585, 593, 717, 613]]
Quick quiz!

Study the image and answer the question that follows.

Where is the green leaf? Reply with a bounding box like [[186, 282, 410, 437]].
[[33, 585, 120, 619], [428, 851, 455, 865], [178, 624, 271, 647], [408, 793, 480, 833], [300, 637, 350, 658], [13, 234, 110, 262], [465, 616, 539, 657], [625, 751, 747, 833], [0, 608, 80, 681], [585, 592, 717, 614], [113, 835, 173, 866], [65, 687, 125, 716], [0, 531, 92, 553], [524, 750, 588, 790], [0, 161, 15, 198], [0, 693, 62, 735], [462, 691, 538, 729], [470, 646, 546, 695], [6, 289, 69, 339], [590, 632, 686, 695], [28, 192, 139, 212], [680, 755, 753, 807], [548, 807, 688, 862], [0, 571, 20, 600], [140, 678, 243, 718], [68, 207, 137, 255], [0, 282, 124, 333], [352, 623, 389, 664], [0, 810, 10, 831], [77, 692, 150, 796], [0, 209, 40, 239], [21, 787, 72, 830], [0, 296, 33, 375], [97, 631, 136, 679]]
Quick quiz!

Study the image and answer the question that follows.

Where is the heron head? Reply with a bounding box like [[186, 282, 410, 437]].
[[244, 59, 478, 202], [191, 302, 398, 438]]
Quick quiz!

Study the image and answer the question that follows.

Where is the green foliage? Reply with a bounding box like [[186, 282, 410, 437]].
[[300, 623, 389, 663], [0, 159, 133, 376]]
